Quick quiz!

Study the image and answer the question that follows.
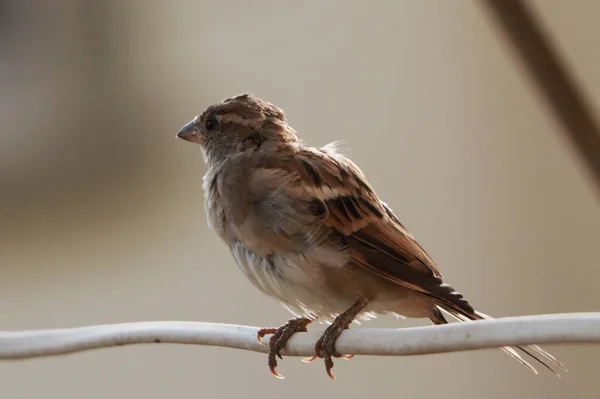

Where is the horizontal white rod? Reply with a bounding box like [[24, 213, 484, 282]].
[[1, 313, 598, 360]]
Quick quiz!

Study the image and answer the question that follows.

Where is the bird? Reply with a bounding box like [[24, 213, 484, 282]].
[[176, 93, 566, 379]]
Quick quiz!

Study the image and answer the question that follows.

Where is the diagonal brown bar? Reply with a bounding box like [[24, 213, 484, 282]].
[[479, 0, 600, 197]]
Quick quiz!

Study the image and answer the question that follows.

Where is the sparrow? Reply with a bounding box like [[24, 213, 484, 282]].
[[176, 93, 565, 379]]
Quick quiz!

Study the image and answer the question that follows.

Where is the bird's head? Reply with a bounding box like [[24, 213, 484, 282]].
[[176, 94, 299, 163]]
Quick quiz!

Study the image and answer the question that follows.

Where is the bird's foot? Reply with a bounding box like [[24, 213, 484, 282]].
[[257, 317, 312, 379], [313, 299, 369, 379], [314, 320, 351, 379]]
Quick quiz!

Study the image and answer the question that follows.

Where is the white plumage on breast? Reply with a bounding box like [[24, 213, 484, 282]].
[[229, 239, 374, 322]]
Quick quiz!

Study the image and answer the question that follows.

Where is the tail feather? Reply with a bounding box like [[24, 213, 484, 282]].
[[431, 306, 566, 376], [475, 310, 567, 373]]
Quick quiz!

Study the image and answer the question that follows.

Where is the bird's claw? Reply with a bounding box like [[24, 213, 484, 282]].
[[266, 300, 367, 379], [261, 318, 311, 379], [269, 364, 285, 379], [310, 307, 363, 379], [257, 328, 277, 344], [320, 335, 343, 380], [325, 357, 336, 380]]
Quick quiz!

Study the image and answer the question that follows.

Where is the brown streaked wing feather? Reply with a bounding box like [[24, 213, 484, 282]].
[[380, 203, 443, 278], [259, 146, 383, 234], [296, 147, 444, 279], [348, 221, 474, 315], [258, 145, 454, 300]]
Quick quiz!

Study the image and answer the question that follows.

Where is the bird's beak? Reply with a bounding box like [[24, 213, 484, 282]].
[[176, 118, 202, 145]]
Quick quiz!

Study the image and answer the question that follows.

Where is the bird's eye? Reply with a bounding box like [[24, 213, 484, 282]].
[[205, 116, 219, 131]]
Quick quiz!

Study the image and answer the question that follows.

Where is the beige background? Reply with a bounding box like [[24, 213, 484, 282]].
[[1, 1, 600, 398]]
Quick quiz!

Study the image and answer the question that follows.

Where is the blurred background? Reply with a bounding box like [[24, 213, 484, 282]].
[[1, 0, 599, 398]]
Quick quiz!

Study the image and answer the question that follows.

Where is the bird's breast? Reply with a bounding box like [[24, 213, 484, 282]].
[[228, 239, 357, 319]]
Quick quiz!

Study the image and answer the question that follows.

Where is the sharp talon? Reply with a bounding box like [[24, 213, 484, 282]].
[[270, 367, 285, 379], [302, 356, 318, 363], [257, 328, 276, 344], [323, 354, 337, 379], [342, 354, 354, 360], [276, 352, 283, 360], [325, 361, 336, 380]]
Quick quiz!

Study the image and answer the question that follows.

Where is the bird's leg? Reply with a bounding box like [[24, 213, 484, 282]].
[[314, 298, 370, 379], [257, 317, 312, 379]]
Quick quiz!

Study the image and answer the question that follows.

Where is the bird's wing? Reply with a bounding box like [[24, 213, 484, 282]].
[[258, 145, 470, 306]]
